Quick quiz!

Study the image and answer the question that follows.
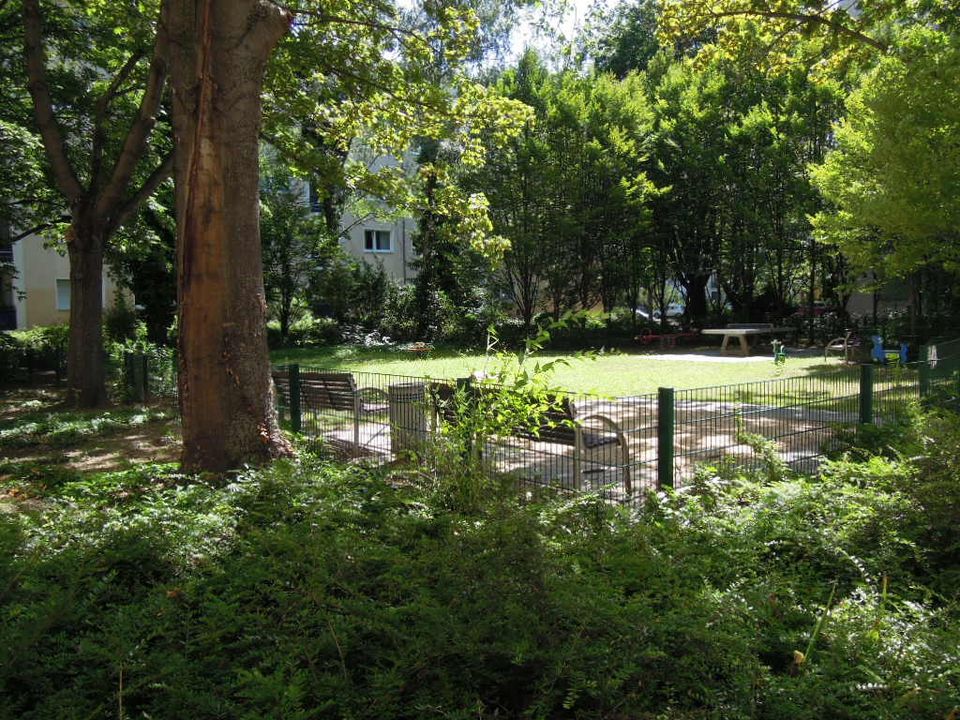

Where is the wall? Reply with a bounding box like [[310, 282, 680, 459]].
[[340, 211, 417, 283], [303, 146, 420, 285], [11, 233, 124, 329]]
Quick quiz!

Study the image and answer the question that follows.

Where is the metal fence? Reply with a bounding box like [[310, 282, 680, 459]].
[[271, 365, 659, 505], [273, 339, 960, 506]]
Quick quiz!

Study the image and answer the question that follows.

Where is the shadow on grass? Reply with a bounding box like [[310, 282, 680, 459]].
[[271, 343, 476, 368]]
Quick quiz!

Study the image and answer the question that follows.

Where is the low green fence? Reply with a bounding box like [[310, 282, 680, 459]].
[[2, 344, 178, 402], [117, 348, 178, 401], [274, 340, 960, 505]]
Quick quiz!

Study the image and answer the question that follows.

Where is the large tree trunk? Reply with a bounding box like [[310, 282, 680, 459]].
[[683, 273, 710, 326], [165, 0, 292, 473], [65, 223, 108, 407]]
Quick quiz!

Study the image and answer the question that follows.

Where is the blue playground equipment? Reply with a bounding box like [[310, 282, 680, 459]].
[[871, 335, 909, 365]]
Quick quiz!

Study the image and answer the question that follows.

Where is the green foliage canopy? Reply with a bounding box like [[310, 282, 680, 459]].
[[811, 27, 960, 275]]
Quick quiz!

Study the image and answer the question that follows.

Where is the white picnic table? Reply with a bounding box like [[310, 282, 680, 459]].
[[701, 324, 794, 357]]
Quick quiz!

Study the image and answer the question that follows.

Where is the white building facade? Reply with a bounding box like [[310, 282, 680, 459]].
[[1, 224, 124, 330]]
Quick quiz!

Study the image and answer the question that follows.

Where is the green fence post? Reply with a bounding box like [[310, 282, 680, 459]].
[[289, 363, 302, 434], [124, 351, 147, 402], [456, 376, 475, 461], [142, 353, 150, 401], [859, 364, 874, 424], [918, 345, 929, 398], [657, 386, 675, 489]]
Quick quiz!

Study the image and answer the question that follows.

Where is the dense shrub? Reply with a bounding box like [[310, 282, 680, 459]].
[[10, 323, 70, 356], [378, 281, 419, 341], [309, 258, 389, 329], [104, 313, 177, 400], [102, 296, 140, 344], [1, 324, 68, 378], [2, 407, 959, 719], [277, 311, 342, 347], [0, 331, 20, 378]]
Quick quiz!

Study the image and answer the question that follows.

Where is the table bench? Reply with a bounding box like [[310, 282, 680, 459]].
[[636, 330, 701, 349], [701, 323, 794, 357]]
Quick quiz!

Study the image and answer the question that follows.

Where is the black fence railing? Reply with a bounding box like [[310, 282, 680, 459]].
[[2, 346, 179, 402], [273, 339, 960, 506]]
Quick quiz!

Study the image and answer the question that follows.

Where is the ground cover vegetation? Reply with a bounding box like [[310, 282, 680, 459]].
[[1, 390, 958, 718]]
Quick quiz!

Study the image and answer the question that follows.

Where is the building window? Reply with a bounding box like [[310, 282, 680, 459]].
[[363, 229, 392, 253], [0, 221, 11, 262], [56, 278, 70, 311]]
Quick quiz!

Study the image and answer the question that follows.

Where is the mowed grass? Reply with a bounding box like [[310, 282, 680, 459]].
[[271, 345, 845, 396]]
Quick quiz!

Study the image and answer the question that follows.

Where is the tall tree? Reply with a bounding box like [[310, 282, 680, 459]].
[[647, 57, 727, 324], [662, 0, 960, 327], [16, 0, 172, 406], [471, 52, 550, 329], [107, 188, 178, 346], [811, 27, 960, 275], [468, 52, 655, 325], [260, 153, 336, 342], [164, 0, 528, 471], [405, 0, 531, 337], [163, 0, 293, 472]]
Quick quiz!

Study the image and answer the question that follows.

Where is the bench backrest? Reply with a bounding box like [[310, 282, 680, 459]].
[[726, 322, 774, 330], [272, 370, 358, 412], [430, 381, 461, 425], [430, 382, 578, 446], [513, 396, 577, 445]]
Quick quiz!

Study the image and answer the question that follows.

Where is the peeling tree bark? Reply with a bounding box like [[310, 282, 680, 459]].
[[164, 0, 293, 472]]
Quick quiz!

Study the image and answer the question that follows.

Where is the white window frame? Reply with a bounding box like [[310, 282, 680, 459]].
[[55, 278, 71, 311], [363, 229, 392, 253]]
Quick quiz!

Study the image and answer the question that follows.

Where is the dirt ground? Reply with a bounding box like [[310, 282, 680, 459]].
[[0, 383, 182, 479]]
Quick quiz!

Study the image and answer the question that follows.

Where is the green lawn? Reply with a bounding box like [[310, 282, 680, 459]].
[[271, 345, 844, 396]]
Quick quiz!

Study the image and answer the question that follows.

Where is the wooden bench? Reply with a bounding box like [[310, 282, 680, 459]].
[[701, 323, 794, 357], [430, 382, 632, 492], [272, 370, 389, 446], [636, 329, 701, 349]]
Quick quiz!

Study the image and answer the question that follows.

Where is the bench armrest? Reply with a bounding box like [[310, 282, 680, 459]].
[[578, 412, 626, 441], [577, 412, 632, 494]]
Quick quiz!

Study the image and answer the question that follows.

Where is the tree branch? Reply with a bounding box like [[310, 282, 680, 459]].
[[299, 11, 413, 35], [709, 9, 888, 52], [248, 0, 293, 57], [319, 61, 451, 116], [10, 215, 72, 242], [95, 19, 169, 223], [108, 152, 174, 235], [296, 9, 423, 48], [91, 51, 146, 192], [22, 0, 83, 205]]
